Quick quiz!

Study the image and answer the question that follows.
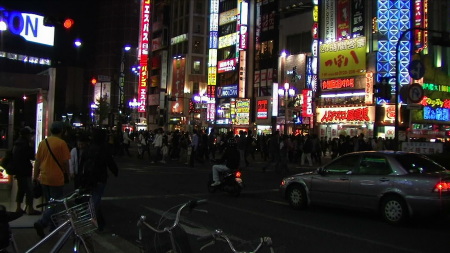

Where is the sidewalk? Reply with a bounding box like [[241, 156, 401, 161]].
[[6, 213, 139, 252], [1, 183, 139, 253]]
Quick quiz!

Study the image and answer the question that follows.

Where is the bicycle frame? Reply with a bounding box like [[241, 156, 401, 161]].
[[137, 199, 207, 253], [8, 189, 95, 253]]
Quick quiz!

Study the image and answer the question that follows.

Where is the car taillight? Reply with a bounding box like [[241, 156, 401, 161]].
[[434, 181, 450, 192], [235, 171, 241, 178]]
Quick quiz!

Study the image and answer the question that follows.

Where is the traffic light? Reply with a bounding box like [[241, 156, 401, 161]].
[[90, 77, 97, 85], [63, 18, 75, 29], [43, 16, 74, 29]]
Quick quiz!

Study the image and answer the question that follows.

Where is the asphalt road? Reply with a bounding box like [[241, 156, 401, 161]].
[[99, 152, 450, 253]]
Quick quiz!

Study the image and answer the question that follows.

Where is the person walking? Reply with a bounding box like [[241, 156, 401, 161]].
[[152, 128, 163, 163], [13, 127, 40, 215], [300, 134, 313, 166], [122, 128, 133, 157], [69, 134, 89, 190], [189, 130, 199, 167], [79, 128, 118, 231], [33, 121, 71, 238]]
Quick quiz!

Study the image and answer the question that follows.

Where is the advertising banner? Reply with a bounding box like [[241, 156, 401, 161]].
[[351, 0, 365, 36], [323, 0, 336, 41], [319, 37, 366, 79], [235, 99, 250, 125], [257, 100, 268, 119], [171, 58, 186, 113], [316, 106, 375, 123], [336, 0, 351, 39]]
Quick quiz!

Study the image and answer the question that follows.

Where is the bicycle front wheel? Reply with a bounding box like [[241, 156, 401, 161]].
[[73, 235, 95, 253]]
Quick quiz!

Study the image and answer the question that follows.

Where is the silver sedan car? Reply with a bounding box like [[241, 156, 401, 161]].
[[280, 151, 450, 224]]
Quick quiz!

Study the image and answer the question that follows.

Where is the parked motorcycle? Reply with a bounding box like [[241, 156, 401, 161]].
[[207, 169, 244, 197]]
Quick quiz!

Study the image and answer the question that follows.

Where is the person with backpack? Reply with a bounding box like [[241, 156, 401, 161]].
[[79, 128, 118, 231], [13, 127, 40, 215]]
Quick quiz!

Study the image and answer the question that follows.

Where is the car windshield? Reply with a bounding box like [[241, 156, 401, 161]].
[[394, 154, 447, 174]]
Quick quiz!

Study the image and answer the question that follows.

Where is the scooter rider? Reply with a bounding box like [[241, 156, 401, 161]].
[[210, 138, 240, 186]]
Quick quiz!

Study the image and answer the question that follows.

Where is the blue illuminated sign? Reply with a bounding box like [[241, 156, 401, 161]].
[[0, 7, 55, 46], [423, 106, 450, 121], [216, 84, 238, 98]]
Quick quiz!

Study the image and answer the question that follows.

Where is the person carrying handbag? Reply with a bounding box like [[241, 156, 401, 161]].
[[32, 121, 71, 238]]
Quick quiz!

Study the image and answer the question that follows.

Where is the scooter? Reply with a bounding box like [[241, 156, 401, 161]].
[[207, 169, 244, 197]]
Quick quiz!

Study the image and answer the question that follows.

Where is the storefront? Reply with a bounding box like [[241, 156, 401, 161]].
[[316, 105, 375, 139]]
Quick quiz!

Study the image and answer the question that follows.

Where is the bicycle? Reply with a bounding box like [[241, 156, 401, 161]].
[[136, 199, 208, 253], [198, 229, 274, 253], [6, 189, 97, 253]]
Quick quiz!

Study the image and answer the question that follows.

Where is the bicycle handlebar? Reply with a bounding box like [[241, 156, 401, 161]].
[[36, 189, 92, 208], [197, 229, 274, 253], [137, 199, 208, 234]]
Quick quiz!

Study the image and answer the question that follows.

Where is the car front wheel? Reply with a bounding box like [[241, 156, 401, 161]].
[[381, 195, 408, 225], [287, 185, 307, 210]]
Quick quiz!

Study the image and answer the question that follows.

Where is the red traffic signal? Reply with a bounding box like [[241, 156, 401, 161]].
[[91, 78, 97, 85], [63, 18, 74, 29]]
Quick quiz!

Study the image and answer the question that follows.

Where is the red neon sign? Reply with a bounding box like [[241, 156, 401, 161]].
[[320, 107, 370, 122], [321, 78, 355, 90], [137, 0, 151, 113], [257, 100, 268, 119]]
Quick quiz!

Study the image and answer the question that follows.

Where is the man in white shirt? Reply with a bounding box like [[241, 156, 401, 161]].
[[122, 128, 133, 157], [152, 128, 163, 163]]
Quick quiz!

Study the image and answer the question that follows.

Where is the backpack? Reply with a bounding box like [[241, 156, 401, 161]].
[[0, 148, 16, 175]]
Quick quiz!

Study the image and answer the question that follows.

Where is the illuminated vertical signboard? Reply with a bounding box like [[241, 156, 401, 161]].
[[323, 0, 336, 42], [414, 0, 428, 52], [351, 0, 365, 37], [208, 0, 219, 87], [302, 90, 313, 117], [171, 58, 186, 114], [377, 0, 411, 102], [238, 1, 249, 99], [336, 0, 351, 39], [137, 0, 151, 113], [235, 99, 250, 125], [208, 0, 220, 123]]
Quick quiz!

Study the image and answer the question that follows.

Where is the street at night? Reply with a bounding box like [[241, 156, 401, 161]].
[[98, 150, 450, 253]]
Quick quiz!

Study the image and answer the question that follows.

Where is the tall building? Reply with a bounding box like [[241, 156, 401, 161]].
[[315, 0, 450, 148], [160, 0, 209, 132]]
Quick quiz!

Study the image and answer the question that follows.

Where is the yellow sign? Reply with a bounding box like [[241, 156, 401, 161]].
[[319, 37, 367, 79]]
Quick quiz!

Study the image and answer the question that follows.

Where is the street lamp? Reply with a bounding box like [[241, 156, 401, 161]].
[[279, 82, 295, 135], [120, 45, 132, 109]]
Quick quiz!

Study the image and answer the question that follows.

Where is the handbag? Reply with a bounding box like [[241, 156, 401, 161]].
[[45, 139, 70, 184], [33, 181, 42, 199]]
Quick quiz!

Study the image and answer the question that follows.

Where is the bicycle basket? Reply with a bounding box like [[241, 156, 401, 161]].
[[51, 199, 98, 236]]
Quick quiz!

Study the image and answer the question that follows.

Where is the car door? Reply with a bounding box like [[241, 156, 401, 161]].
[[348, 154, 393, 211], [311, 154, 360, 207]]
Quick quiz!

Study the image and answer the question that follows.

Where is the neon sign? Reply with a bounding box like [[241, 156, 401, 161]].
[[419, 96, 450, 109], [302, 90, 313, 117], [317, 106, 375, 123], [257, 100, 268, 119], [321, 78, 355, 90], [423, 106, 450, 121], [0, 7, 54, 46], [137, 0, 151, 113], [217, 58, 237, 73]]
